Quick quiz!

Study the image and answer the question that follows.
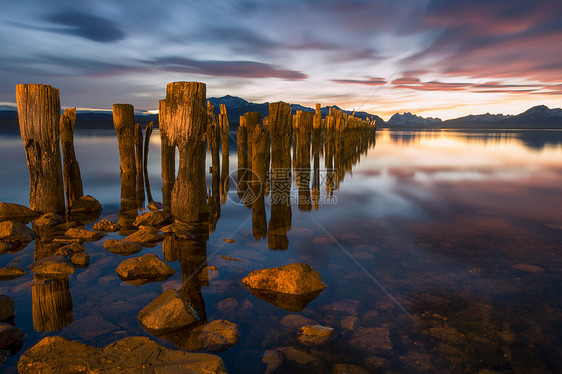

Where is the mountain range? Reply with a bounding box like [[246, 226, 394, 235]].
[[1, 97, 561, 130]]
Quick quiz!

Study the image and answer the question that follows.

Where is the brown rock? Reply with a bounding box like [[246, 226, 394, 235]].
[[69, 195, 101, 215], [123, 226, 163, 244], [216, 298, 239, 313], [0, 241, 12, 254], [246, 288, 324, 312], [0, 202, 39, 223], [429, 326, 466, 345], [116, 254, 175, 283], [148, 201, 167, 211], [0, 296, 15, 321], [276, 346, 319, 365], [341, 315, 359, 331], [18, 335, 227, 374], [29, 256, 75, 277], [0, 266, 26, 281], [263, 349, 285, 374], [134, 210, 171, 227], [175, 320, 240, 352], [64, 227, 103, 242], [103, 239, 142, 256], [55, 242, 85, 257], [0, 221, 37, 244], [222, 238, 236, 243], [298, 325, 334, 346], [0, 323, 24, 349], [138, 289, 199, 332], [242, 262, 327, 295], [93, 220, 120, 232], [331, 363, 371, 374], [280, 314, 319, 329], [70, 252, 90, 267], [32, 213, 64, 226], [161, 222, 196, 239]]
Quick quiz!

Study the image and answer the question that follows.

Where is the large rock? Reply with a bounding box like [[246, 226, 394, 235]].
[[0, 296, 15, 321], [242, 263, 327, 295], [0, 322, 24, 349], [103, 239, 142, 256], [69, 195, 102, 215], [0, 221, 37, 244], [134, 210, 171, 227], [0, 266, 26, 281], [29, 256, 75, 277], [0, 202, 39, 223], [115, 254, 175, 283], [123, 226, 163, 244], [55, 242, 85, 257], [70, 252, 90, 267], [18, 336, 227, 374], [138, 289, 199, 332], [64, 228, 104, 242], [32, 213, 64, 227]]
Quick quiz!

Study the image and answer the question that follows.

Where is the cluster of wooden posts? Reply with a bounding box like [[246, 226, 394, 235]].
[[15, 82, 376, 250]]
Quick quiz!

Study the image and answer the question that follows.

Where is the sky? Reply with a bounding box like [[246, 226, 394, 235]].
[[1, 0, 561, 120]]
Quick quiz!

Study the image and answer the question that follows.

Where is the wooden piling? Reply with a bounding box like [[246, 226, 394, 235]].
[[219, 104, 230, 205], [159, 100, 175, 207], [143, 121, 154, 203], [16, 84, 65, 213], [251, 123, 270, 240], [134, 123, 145, 207], [113, 104, 136, 176], [166, 82, 207, 223], [59, 107, 84, 209]]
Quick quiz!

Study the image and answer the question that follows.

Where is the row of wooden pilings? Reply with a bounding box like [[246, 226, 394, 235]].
[[15, 82, 376, 249]]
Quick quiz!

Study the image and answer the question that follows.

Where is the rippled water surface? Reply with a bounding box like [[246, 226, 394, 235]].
[[1, 127, 561, 373]]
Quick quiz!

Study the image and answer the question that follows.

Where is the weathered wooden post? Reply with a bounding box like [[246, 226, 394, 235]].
[[312, 104, 323, 210], [134, 123, 145, 207], [236, 118, 248, 201], [113, 104, 137, 176], [268, 102, 292, 250], [16, 84, 65, 213], [159, 100, 175, 207], [219, 104, 230, 205], [251, 123, 270, 240], [296, 111, 312, 211], [59, 107, 84, 209], [243, 112, 260, 176], [166, 82, 207, 223], [143, 121, 154, 203], [207, 102, 221, 231]]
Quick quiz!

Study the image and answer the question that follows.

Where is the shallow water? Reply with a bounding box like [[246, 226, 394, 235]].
[[1, 127, 561, 373]]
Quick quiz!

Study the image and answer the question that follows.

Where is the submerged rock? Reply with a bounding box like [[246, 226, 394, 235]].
[[70, 252, 90, 267], [245, 287, 323, 312], [331, 363, 371, 374], [0, 266, 26, 281], [161, 222, 196, 239], [29, 256, 75, 277], [242, 263, 327, 295], [17, 335, 227, 374], [115, 254, 175, 283], [93, 220, 120, 232], [103, 239, 142, 256], [55, 242, 85, 257], [123, 226, 163, 244], [297, 325, 334, 346], [0, 323, 24, 350], [64, 227, 103, 242], [138, 289, 199, 332], [134, 210, 171, 227], [511, 264, 545, 273], [349, 327, 392, 354], [0, 296, 15, 321], [0, 202, 39, 223], [0, 221, 37, 244], [280, 314, 319, 329], [194, 320, 240, 352]]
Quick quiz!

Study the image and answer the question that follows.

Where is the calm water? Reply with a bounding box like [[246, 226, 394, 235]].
[[1, 127, 561, 373]]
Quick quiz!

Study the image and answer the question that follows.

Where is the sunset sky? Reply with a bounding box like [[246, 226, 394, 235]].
[[1, 0, 561, 120]]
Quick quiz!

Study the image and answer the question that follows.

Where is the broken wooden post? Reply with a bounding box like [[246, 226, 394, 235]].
[[207, 102, 221, 230], [143, 121, 154, 203], [16, 84, 65, 213], [251, 123, 270, 240], [236, 118, 248, 200], [113, 104, 137, 176], [219, 104, 230, 205], [134, 123, 145, 207], [159, 100, 175, 207], [166, 81, 207, 223], [243, 112, 260, 175], [268, 102, 292, 250], [59, 108, 84, 210], [296, 111, 313, 211]]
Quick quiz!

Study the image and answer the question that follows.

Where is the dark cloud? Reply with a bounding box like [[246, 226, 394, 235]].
[[47, 11, 126, 42], [157, 57, 308, 80], [332, 77, 386, 86]]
